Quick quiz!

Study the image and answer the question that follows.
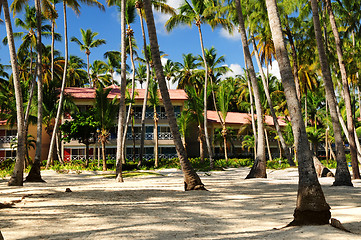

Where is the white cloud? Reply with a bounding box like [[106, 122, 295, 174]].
[[219, 28, 242, 41], [222, 63, 244, 79], [262, 60, 281, 80], [153, 0, 186, 35]]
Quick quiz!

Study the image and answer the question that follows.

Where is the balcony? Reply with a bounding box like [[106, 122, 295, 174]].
[[0, 135, 17, 143], [158, 132, 173, 140], [126, 133, 154, 140]]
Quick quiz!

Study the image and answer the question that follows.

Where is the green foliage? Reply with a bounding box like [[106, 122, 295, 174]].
[[0, 159, 15, 178], [60, 109, 98, 145], [267, 158, 291, 169]]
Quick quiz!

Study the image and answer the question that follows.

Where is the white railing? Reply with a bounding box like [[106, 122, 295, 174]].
[[64, 155, 95, 162], [158, 132, 173, 140], [127, 133, 154, 140], [158, 112, 167, 119], [0, 135, 17, 143], [126, 153, 154, 161], [126, 111, 180, 120], [159, 153, 178, 159]]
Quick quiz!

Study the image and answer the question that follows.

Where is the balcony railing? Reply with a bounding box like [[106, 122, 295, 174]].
[[126, 153, 154, 161], [64, 155, 95, 162], [159, 153, 178, 159], [126, 133, 154, 140], [127, 111, 181, 120], [0, 135, 17, 143], [158, 132, 173, 140]]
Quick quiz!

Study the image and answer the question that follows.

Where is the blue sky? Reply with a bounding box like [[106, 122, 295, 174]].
[[0, 0, 280, 88]]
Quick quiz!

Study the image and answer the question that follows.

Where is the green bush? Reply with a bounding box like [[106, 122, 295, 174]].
[[267, 158, 290, 169]]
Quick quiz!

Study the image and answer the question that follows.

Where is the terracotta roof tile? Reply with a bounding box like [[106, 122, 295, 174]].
[[64, 87, 187, 100], [207, 110, 287, 127]]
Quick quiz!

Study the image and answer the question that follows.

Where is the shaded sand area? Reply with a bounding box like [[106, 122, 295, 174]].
[[1, 168, 361, 239]]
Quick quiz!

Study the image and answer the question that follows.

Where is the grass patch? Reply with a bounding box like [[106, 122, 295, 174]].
[[103, 171, 163, 178]]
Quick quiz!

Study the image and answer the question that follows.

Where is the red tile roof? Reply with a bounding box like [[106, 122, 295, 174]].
[[207, 110, 287, 127], [64, 86, 188, 101]]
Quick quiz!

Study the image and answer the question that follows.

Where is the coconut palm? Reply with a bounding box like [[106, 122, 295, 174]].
[[3, 0, 26, 186], [323, 0, 360, 179], [166, 0, 232, 168], [71, 28, 106, 86], [177, 111, 191, 153], [217, 79, 234, 161], [135, 64, 146, 88], [310, 0, 353, 186], [176, 53, 201, 91], [266, 0, 331, 225], [46, 0, 104, 170], [143, 0, 205, 190], [234, 0, 266, 178], [163, 59, 179, 89], [66, 55, 88, 87], [104, 50, 121, 85], [90, 60, 112, 87], [94, 85, 119, 171]]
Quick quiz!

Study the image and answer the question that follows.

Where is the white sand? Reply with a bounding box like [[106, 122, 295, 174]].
[[0, 167, 360, 240]]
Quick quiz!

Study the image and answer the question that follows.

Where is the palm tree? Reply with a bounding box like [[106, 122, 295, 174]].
[[71, 28, 106, 86], [310, 0, 353, 186], [323, 0, 360, 179], [163, 59, 179, 89], [104, 50, 121, 85], [94, 85, 119, 171], [176, 53, 201, 91], [46, 0, 104, 170], [265, 0, 330, 225], [234, 0, 266, 179], [177, 111, 191, 153], [66, 55, 87, 87], [166, 0, 232, 168], [250, 35, 295, 166], [185, 86, 206, 162], [135, 64, 146, 88], [3, 0, 26, 186], [147, 79, 160, 167], [90, 60, 112, 87], [217, 79, 234, 161], [143, 0, 205, 190]]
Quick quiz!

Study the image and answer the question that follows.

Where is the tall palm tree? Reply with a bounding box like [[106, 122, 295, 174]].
[[143, 0, 205, 190], [310, 0, 352, 186], [250, 35, 295, 166], [46, 0, 104, 170], [94, 85, 119, 171], [66, 55, 87, 87], [166, 0, 232, 168], [265, 0, 330, 225], [104, 50, 121, 85], [71, 28, 106, 86], [90, 60, 111, 87], [323, 0, 360, 179], [135, 64, 146, 88], [234, 0, 266, 178], [3, 0, 26, 186], [217, 79, 234, 161], [147, 79, 160, 167]]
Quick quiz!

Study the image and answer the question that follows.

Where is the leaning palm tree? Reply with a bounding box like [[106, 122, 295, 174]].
[[265, 0, 331, 225], [71, 28, 106, 86], [3, 0, 26, 186], [46, 0, 104, 170], [166, 0, 232, 168], [310, 0, 352, 186], [143, 0, 205, 190], [234, 0, 266, 178]]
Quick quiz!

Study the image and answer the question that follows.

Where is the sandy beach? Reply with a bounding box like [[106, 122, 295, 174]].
[[1, 167, 360, 239]]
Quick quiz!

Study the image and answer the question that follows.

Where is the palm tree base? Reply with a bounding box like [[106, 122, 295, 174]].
[[288, 209, 331, 226], [184, 182, 206, 191], [245, 159, 267, 179], [25, 161, 46, 182], [332, 180, 353, 187], [7, 177, 23, 186]]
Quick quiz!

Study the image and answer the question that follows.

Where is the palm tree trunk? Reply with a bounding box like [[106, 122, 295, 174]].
[[143, 0, 205, 190], [198, 126, 205, 162], [4, 0, 26, 186], [122, 30, 136, 164], [264, 129, 273, 162], [86, 53, 91, 86], [138, 8, 151, 164], [115, 0, 126, 182], [102, 139, 106, 171], [154, 110, 159, 168], [246, 68, 257, 158], [222, 126, 228, 161], [197, 24, 214, 169], [235, 0, 266, 179], [51, 2, 55, 83], [266, 0, 331, 225], [310, 0, 352, 186], [325, 0, 360, 179], [45, 1, 69, 170], [251, 35, 295, 166], [31, 0, 44, 181]]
